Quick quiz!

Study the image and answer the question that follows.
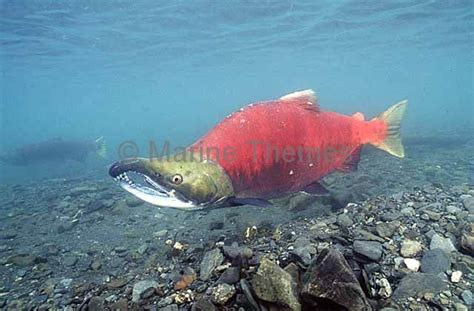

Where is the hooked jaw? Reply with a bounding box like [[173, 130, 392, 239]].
[[108, 158, 199, 210]]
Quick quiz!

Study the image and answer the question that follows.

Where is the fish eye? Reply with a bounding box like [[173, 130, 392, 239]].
[[171, 174, 183, 185]]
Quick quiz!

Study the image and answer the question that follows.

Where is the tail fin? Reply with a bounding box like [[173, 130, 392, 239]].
[[94, 136, 107, 158], [371, 100, 408, 158]]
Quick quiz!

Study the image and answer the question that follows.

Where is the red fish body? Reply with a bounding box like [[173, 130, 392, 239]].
[[190, 90, 406, 199]]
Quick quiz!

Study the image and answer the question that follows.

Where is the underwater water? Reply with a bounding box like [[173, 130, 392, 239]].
[[0, 1, 473, 310]]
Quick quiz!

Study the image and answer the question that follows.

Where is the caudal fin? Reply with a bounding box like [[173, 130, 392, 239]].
[[371, 100, 408, 158], [95, 136, 107, 158]]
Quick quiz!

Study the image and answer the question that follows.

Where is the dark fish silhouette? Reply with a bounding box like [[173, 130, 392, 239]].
[[0, 137, 106, 166]]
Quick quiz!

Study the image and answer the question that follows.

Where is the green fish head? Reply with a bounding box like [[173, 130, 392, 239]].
[[109, 153, 234, 210]]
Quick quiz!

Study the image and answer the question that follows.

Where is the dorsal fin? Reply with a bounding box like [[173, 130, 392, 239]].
[[280, 89, 317, 104], [352, 112, 365, 121]]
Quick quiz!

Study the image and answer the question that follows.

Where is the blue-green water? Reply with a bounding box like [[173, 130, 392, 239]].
[[0, 1, 472, 181], [1, 2, 474, 310]]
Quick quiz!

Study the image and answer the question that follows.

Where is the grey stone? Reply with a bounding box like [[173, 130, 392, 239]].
[[87, 296, 105, 311], [337, 213, 354, 227], [63, 256, 78, 267], [430, 233, 456, 254], [392, 273, 447, 299], [200, 248, 224, 281], [461, 289, 473, 305], [460, 195, 474, 212], [353, 240, 383, 261], [153, 229, 168, 238], [240, 279, 260, 311], [7, 254, 46, 267], [191, 299, 218, 311], [211, 283, 236, 305], [132, 280, 159, 302], [69, 186, 97, 196], [137, 243, 148, 255], [126, 196, 143, 207], [376, 221, 399, 238], [400, 240, 423, 257], [421, 249, 451, 274], [301, 248, 371, 311], [446, 205, 461, 214], [252, 257, 301, 311], [381, 211, 401, 221], [460, 232, 474, 256], [217, 267, 240, 284], [401, 207, 415, 216], [159, 305, 178, 311]]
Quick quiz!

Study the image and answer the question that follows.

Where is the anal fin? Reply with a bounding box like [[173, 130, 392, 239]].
[[338, 146, 361, 172], [302, 181, 330, 195]]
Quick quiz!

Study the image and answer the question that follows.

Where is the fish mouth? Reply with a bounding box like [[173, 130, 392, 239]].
[[109, 159, 199, 210]]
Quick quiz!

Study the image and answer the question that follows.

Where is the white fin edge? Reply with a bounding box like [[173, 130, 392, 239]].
[[280, 89, 317, 104]]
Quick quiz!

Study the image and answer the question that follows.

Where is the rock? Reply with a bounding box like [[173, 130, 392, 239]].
[[191, 299, 218, 311], [222, 243, 253, 264], [110, 299, 128, 310], [301, 249, 370, 310], [217, 267, 240, 284], [460, 194, 474, 212], [461, 289, 473, 305], [446, 205, 461, 214], [85, 199, 111, 214], [403, 258, 420, 272], [401, 207, 415, 216], [460, 232, 474, 256], [291, 237, 314, 265], [7, 254, 46, 267], [211, 283, 236, 305], [430, 233, 456, 254], [125, 196, 143, 207], [90, 260, 102, 271], [59, 278, 73, 287], [137, 243, 148, 255], [153, 229, 169, 238], [87, 296, 105, 311], [381, 211, 401, 221], [354, 229, 385, 243], [451, 270, 462, 283], [424, 210, 441, 221], [63, 255, 78, 267], [107, 278, 130, 289], [240, 279, 260, 311], [353, 240, 383, 261], [252, 257, 301, 311], [421, 248, 451, 274], [336, 213, 353, 227], [209, 221, 224, 230], [159, 305, 179, 311], [174, 268, 197, 290], [454, 303, 469, 311], [400, 240, 422, 257], [0, 231, 17, 239], [376, 221, 399, 238], [200, 249, 224, 281], [377, 278, 392, 298], [392, 273, 447, 299], [70, 186, 97, 196], [132, 280, 159, 302]]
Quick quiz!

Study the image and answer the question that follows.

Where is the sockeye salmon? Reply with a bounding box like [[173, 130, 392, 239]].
[[109, 90, 407, 210]]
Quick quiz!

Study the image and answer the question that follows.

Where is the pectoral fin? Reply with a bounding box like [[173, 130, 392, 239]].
[[302, 181, 330, 195], [228, 197, 273, 208]]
